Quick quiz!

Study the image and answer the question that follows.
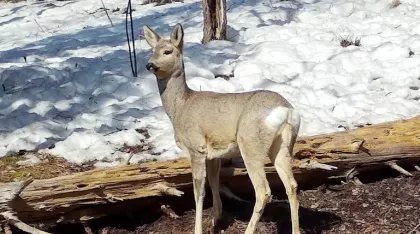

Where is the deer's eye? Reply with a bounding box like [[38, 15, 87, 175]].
[[163, 50, 172, 55]]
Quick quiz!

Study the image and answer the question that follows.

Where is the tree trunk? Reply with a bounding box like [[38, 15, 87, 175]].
[[202, 0, 227, 44], [1, 116, 420, 229]]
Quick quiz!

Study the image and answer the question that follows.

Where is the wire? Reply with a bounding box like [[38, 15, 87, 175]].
[[125, 0, 137, 77]]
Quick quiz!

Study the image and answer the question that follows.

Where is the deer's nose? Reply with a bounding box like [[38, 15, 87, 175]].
[[146, 63, 157, 71]]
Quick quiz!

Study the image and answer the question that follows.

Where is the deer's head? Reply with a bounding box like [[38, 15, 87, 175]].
[[143, 23, 184, 80]]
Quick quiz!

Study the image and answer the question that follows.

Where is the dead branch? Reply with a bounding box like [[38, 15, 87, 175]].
[[408, 221, 420, 234], [100, 0, 114, 27], [296, 159, 338, 170], [1, 179, 33, 213], [154, 183, 185, 196], [1, 211, 50, 234], [0, 179, 33, 202], [386, 161, 413, 177]]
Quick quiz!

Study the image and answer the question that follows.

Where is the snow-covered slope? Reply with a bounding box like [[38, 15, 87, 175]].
[[0, 0, 419, 165]]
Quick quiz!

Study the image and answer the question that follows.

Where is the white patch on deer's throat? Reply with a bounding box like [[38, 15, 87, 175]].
[[265, 106, 290, 130]]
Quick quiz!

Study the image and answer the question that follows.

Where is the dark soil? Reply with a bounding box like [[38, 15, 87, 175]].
[[44, 171, 420, 234]]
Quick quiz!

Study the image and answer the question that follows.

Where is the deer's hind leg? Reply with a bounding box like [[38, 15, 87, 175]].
[[206, 159, 222, 226], [269, 123, 301, 234], [237, 130, 273, 234]]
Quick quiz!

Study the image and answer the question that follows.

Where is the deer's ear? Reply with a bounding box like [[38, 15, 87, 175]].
[[143, 25, 161, 48], [170, 23, 184, 51]]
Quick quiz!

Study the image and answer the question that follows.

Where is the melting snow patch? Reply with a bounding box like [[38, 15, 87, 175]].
[[0, 0, 419, 165]]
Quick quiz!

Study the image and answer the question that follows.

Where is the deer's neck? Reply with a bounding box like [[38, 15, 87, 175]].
[[158, 62, 191, 123]]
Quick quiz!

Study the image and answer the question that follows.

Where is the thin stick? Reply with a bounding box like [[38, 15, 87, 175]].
[[297, 159, 338, 171], [414, 165, 420, 172], [1, 211, 50, 234], [0, 178, 33, 204], [100, 0, 114, 27], [33, 18, 53, 36], [386, 161, 413, 177], [154, 183, 184, 197], [125, 152, 134, 165], [33, 18, 46, 33], [408, 221, 420, 234]]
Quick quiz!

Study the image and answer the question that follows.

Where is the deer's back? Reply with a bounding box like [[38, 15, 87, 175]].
[[174, 89, 293, 154]]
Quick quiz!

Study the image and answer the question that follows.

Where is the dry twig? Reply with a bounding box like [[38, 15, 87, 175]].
[[154, 183, 184, 196], [297, 159, 338, 171], [408, 221, 420, 234], [1, 211, 50, 234], [100, 0, 114, 27], [386, 161, 413, 177]]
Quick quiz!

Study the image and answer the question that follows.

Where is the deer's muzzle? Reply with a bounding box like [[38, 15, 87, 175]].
[[146, 63, 158, 71]]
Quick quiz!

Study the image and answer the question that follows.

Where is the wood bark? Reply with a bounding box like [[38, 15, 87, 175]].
[[1, 116, 420, 228], [202, 0, 227, 44]]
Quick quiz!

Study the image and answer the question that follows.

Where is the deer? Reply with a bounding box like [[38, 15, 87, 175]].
[[143, 23, 302, 234]]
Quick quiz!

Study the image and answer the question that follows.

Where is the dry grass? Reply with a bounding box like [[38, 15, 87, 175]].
[[0, 153, 94, 183]]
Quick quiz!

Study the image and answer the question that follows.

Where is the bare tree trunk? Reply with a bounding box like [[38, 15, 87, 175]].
[[202, 0, 227, 44]]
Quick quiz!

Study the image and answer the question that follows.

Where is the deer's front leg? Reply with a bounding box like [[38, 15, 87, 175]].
[[190, 152, 207, 234]]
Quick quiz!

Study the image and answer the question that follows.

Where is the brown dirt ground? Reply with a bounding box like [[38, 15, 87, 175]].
[[40, 170, 419, 234]]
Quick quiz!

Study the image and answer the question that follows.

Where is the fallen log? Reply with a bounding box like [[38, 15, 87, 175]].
[[1, 116, 420, 230]]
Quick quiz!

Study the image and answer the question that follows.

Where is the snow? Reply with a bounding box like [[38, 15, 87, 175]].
[[0, 0, 420, 165]]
